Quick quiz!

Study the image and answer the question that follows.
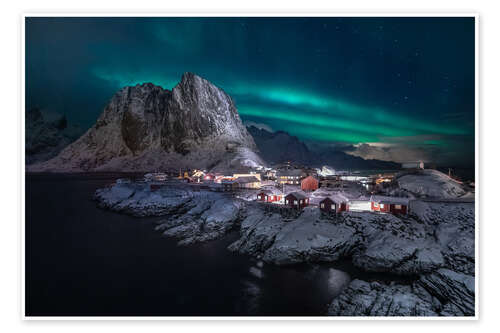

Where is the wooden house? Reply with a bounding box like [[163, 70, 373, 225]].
[[285, 191, 309, 209], [221, 179, 239, 192], [277, 169, 304, 185], [257, 188, 283, 202], [301, 175, 319, 191], [233, 173, 262, 181], [235, 176, 261, 189], [319, 194, 349, 213], [370, 195, 410, 214]]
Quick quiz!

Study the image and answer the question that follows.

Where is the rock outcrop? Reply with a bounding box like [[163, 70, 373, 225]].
[[395, 169, 467, 198], [328, 268, 474, 316], [28, 73, 264, 172]]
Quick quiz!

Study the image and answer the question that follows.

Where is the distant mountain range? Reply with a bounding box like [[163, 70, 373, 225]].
[[247, 126, 400, 170]]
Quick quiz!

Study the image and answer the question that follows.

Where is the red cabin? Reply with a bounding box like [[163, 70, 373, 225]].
[[370, 195, 410, 215], [257, 189, 283, 202], [285, 191, 309, 209], [319, 194, 349, 213], [301, 175, 319, 191]]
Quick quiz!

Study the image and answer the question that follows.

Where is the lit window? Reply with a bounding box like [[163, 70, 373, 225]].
[[395, 204, 402, 209], [294, 200, 298, 204], [321, 203, 324, 208], [331, 204, 335, 209], [300, 200, 303, 204], [286, 200, 289, 204], [380, 204, 385, 209]]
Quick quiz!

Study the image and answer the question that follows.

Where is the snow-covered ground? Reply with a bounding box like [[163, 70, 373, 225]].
[[395, 169, 468, 199]]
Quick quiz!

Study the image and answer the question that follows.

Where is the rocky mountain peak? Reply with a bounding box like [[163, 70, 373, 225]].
[[28, 73, 263, 172]]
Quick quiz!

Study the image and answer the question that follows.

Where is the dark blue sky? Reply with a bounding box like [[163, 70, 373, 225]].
[[25, 17, 475, 166]]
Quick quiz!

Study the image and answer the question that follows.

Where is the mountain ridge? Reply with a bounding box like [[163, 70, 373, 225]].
[[247, 125, 400, 170]]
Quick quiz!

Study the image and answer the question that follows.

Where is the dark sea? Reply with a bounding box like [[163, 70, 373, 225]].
[[25, 175, 412, 317]]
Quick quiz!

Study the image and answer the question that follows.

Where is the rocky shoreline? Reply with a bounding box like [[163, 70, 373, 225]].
[[94, 182, 475, 316]]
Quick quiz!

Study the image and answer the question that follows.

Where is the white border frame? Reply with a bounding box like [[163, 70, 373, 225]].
[[20, 12, 479, 321]]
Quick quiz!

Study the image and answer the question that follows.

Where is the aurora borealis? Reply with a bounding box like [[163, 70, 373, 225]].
[[25, 17, 475, 167]]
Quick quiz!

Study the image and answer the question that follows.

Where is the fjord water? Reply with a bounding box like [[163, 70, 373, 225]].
[[26, 175, 345, 316]]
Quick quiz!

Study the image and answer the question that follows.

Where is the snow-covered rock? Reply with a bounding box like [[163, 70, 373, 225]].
[[396, 169, 467, 199], [410, 200, 475, 275], [227, 207, 284, 255], [416, 268, 475, 316], [328, 279, 439, 316], [328, 268, 475, 317], [261, 208, 361, 265]]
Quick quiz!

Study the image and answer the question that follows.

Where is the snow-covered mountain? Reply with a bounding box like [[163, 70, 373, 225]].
[[28, 73, 264, 172], [247, 126, 400, 170], [25, 108, 84, 165]]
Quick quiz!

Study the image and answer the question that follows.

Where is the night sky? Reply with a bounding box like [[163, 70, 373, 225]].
[[25, 17, 475, 167]]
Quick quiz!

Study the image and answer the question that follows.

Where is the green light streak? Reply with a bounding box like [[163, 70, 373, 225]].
[[284, 123, 378, 143], [238, 105, 415, 138], [231, 84, 467, 136]]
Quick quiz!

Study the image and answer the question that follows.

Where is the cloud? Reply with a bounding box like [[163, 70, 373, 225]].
[[346, 143, 436, 163]]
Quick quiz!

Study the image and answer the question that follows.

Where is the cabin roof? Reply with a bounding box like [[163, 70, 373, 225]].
[[321, 193, 349, 204], [259, 188, 283, 195], [370, 195, 410, 205], [286, 191, 308, 200], [278, 169, 303, 176], [235, 176, 260, 183]]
